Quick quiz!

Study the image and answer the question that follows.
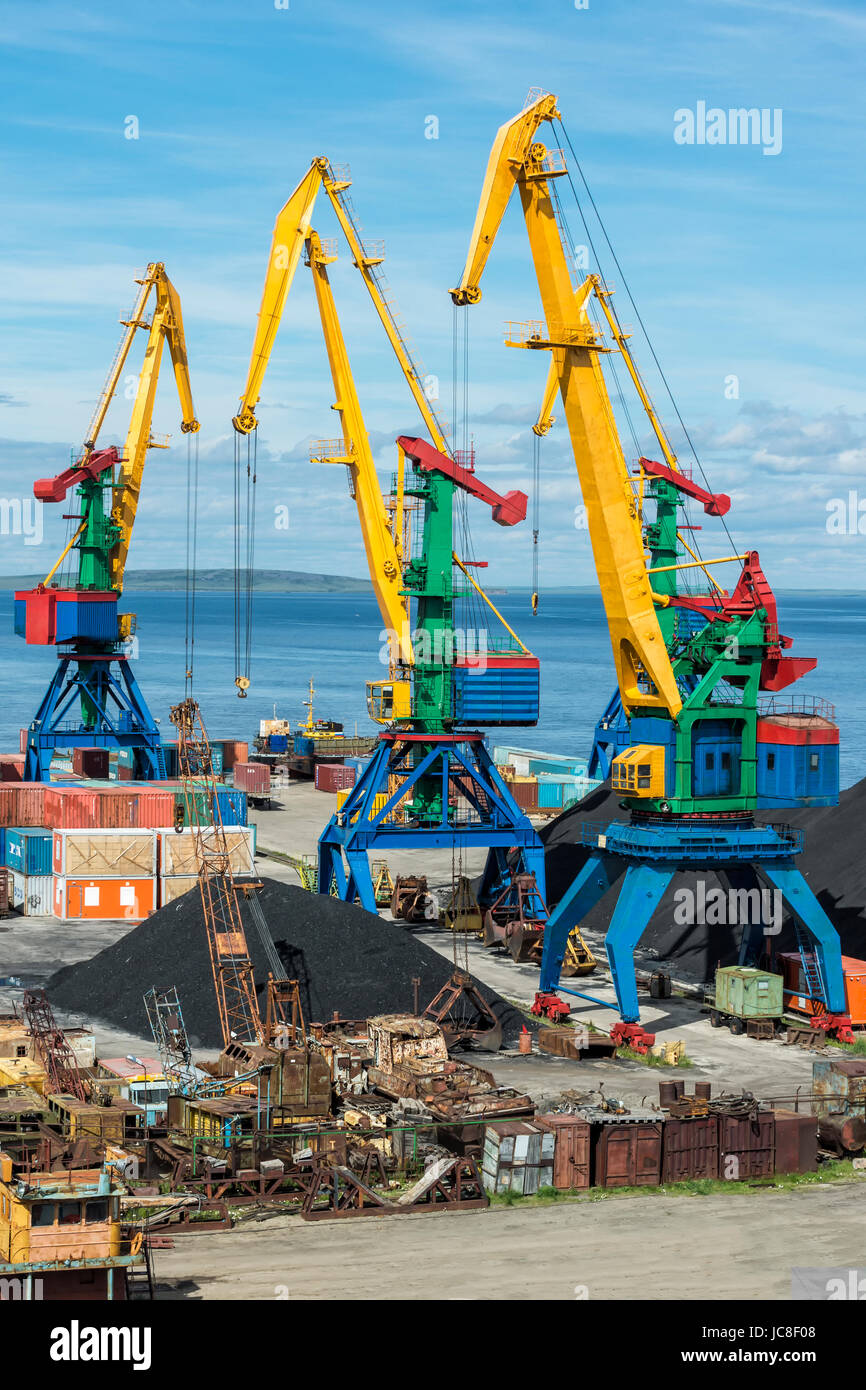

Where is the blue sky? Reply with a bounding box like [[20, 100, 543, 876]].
[[0, 0, 864, 594]]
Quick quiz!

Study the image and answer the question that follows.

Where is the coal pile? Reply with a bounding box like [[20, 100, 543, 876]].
[[541, 777, 866, 981], [47, 879, 529, 1049]]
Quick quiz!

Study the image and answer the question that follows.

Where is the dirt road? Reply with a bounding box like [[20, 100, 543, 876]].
[[154, 1178, 866, 1301]]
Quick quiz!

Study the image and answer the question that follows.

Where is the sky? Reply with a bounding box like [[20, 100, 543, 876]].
[[0, 0, 864, 595]]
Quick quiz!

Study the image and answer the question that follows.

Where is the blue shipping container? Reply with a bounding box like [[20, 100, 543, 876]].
[[453, 664, 540, 726], [5, 828, 53, 876], [215, 788, 248, 826], [268, 734, 288, 753]]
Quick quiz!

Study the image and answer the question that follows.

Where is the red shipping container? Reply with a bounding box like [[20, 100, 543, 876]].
[[72, 747, 110, 779], [0, 784, 46, 827], [43, 785, 176, 830], [232, 762, 271, 795], [19, 728, 27, 754], [315, 763, 355, 792], [508, 779, 538, 812], [0, 756, 25, 783]]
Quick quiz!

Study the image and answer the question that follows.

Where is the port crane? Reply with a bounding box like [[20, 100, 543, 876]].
[[233, 165, 546, 915], [16, 264, 200, 780], [452, 91, 846, 1032]]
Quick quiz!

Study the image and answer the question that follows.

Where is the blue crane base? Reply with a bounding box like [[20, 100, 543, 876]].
[[24, 651, 166, 782], [317, 728, 545, 914], [538, 817, 846, 1024]]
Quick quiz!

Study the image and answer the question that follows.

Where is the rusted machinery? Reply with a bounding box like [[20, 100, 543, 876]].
[[371, 859, 395, 907], [391, 875, 437, 923], [441, 875, 484, 934], [299, 1154, 488, 1221], [423, 970, 503, 1052], [482, 871, 596, 975]]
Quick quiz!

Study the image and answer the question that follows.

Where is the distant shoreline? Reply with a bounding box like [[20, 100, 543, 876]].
[[0, 572, 862, 598]]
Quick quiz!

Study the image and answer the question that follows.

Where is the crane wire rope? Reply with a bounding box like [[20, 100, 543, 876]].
[[184, 430, 199, 694], [233, 427, 257, 696], [554, 115, 738, 565]]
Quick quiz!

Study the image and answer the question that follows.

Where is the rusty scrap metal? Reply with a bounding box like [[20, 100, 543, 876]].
[[422, 971, 503, 1053], [20, 989, 88, 1101], [391, 875, 436, 923]]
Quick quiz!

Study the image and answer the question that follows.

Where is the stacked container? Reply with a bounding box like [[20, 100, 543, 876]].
[[157, 827, 255, 906], [52, 828, 158, 923], [4, 826, 53, 917]]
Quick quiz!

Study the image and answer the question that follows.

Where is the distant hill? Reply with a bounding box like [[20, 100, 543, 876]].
[[0, 569, 371, 593]]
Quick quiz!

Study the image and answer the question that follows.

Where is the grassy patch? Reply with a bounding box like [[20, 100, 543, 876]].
[[616, 1045, 694, 1068], [486, 1159, 858, 1209]]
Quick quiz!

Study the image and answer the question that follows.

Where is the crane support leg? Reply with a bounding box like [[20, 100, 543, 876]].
[[318, 730, 544, 911], [539, 851, 625, 993], [603, 862, 674, 1023], [761, 862, 846, 1014], [24, 654, 165, 781]]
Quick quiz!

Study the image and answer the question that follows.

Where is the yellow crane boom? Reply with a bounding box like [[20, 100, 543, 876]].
[[111, 264, 199, 590], [305, 230, 414, 678], [232, 157, 448, 453], [451, 94, 682, 719]]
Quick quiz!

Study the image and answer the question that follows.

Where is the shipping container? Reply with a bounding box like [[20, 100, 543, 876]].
[[452, 655, 540, 726], [232, 762, 271, 795], [335, 790, 391, 822], [590, 1115, 664, 1188], [811, 1057, 866, 1118], [714, 966, 783, 1020], [43, 785, 176, 831], [268, 734, 288, 754], [507, 778, 539, 812], [215, 740, 248, 769], [72, 747, 109, 779], [778, 952, 866, 1026], [534, 1114, 591, 1189], [0, 784, 46, 828], [18, 728, 27, 755], [773, 1109, 818, 1174], [0, 756, 25, 783], [661, 1115, 720, 1182], [9, 870, 53, 916], [315, 763, 355, 792], [161, 742, 179, 778], [5, 827, 53, 877], [52, 829, 158, 879], [159, 875, 199, 906], [158, 828, 255, 878], [481, 1121, 554, 1194], [718, 1110, 775, 1178], [53, 876, 155, 922], [0, 866, 9, 917]]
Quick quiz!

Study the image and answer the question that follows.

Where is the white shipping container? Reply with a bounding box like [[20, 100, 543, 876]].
[[53, 828, 158, 878], [9, 871, 54, 917], [158, 827, 255, 878], [159, 875, 200, 906]]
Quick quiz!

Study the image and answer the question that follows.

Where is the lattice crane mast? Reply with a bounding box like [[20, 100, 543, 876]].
[[169, 699, 264, 1050]]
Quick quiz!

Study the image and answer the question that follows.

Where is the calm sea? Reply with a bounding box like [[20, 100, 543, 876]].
[[3, 590, 864, 787]]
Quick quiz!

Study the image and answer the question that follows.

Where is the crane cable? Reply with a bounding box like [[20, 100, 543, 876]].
[[531, 430, 540, 614], [554, 116, 738, 565], [184, 431, 200, 695], [233, 428, 257, 697]]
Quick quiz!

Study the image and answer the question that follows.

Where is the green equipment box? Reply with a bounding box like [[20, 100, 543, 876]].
[[715, 966, 783, 1020]]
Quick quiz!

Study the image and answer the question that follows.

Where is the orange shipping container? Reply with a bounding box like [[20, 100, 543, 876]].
[[53, 876, 155, 922], [779, 952, 866, 1027], [0, 784, 46, 827]]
